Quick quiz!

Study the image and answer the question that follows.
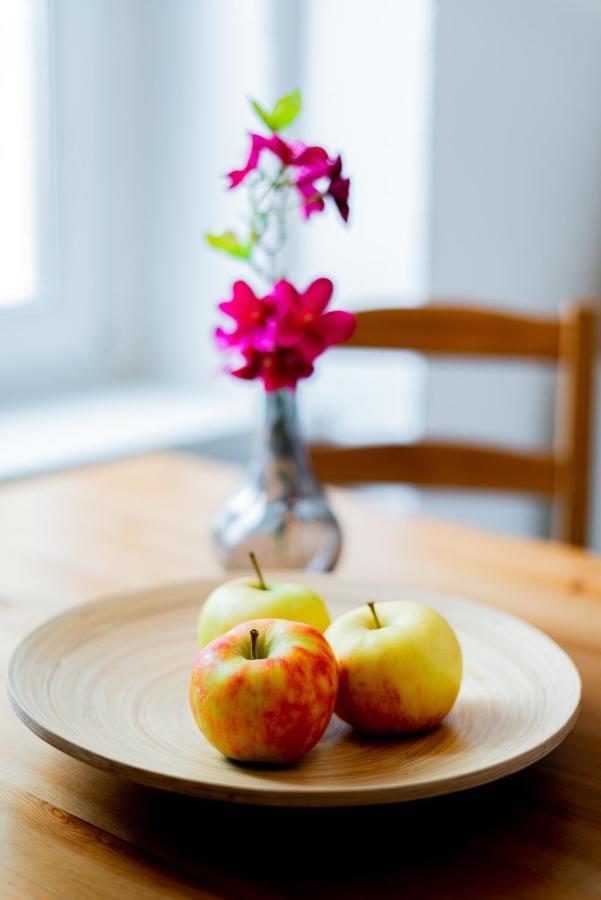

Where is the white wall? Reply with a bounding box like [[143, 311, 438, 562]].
[[423, 0, 601, 544], [270, 0, 433, 458], [139, 0, 272, 389]]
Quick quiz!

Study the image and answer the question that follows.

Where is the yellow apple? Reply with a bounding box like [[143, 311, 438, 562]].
[[325, 600, 462, 734], [197, 554, 330, 647]]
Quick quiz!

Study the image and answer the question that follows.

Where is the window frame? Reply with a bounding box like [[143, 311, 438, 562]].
[[0, 0, 141, 402]]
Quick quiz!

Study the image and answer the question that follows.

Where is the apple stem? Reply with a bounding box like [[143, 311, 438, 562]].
[[250, 628, 259, 660], [368, 600, 382, 629], [249, 551, 267, 590]]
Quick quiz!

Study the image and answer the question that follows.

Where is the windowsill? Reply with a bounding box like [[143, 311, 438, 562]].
[[0, 380, 254, 482], [0, 355, 426, 482]]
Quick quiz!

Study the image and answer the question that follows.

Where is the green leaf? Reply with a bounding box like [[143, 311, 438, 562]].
[[269, 90, 302, 131], [205, 230, 254, 259], [249, 89, 302, 132], [250, 98, 273, 131]]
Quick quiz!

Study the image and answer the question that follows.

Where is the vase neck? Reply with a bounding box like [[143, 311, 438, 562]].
[[263, 389, 301, 458], [251, 388, 316, 489], [214, 385, 341, 570]]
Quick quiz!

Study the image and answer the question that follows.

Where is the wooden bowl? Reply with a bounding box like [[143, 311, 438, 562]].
[[8, 576, 580, 807]]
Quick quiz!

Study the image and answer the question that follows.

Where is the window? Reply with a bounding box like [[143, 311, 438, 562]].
[[0, 0, 430, 479], [0, 0, 62, 399], [0, 1, 143, 400], [0, 0, 37, 308]]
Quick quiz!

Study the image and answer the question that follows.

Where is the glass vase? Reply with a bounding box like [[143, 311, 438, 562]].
[[213, 388, 341, 570]]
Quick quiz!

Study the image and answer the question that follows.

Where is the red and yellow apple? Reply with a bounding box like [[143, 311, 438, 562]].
[[197, 553, 330, 647], [325, 600, 462, 734], [189, 617, 338, 764]]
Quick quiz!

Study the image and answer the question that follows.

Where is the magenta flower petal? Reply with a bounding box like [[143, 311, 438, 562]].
[[272, 280, 303, 347], [329, 175, 350, 222], [226, 135, 269, 188], [227, 134, 295, 189], [311, 310, 356, 347], [271, 279, 300, 314], [219, 281, 264, 327], [232, 279, 258, 303], [250, 317, 278, 352], [260, 349, 314, 392], [295, 152, 350, 221], [218, 281, 251, 313], [226, 134, 350, 221], [296, 166, 329, 187], [267, 134, 296, 166], [272, 277, 354, 359], [296, 332, 326, 362], [329, 155, 343, 179], [214, 326, 238, 349], [231, 351, 261, 381], [274, 321, 301, 348], [294, 145, 329, 168], [215, 280, 278, 352], [215, 277, 355, 390], [296, 180, 325, 219], [300, 278, 333, 316]]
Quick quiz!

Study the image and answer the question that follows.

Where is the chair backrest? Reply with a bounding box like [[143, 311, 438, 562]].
[[310, 302, 597, 546]]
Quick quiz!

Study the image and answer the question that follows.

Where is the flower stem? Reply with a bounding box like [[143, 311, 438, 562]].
[[250, 628, 259, 660], [245, 164, 289, 285], [368, 601, 382, 629], [247, 255, 273, 285], [249, 551, 267, 590]]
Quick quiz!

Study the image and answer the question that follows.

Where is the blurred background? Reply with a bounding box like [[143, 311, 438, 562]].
[[2, 0, 601, 546]]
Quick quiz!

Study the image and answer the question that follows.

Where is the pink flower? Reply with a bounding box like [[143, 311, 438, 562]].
[[296, 154, 350, 222], [214, 278, 355, 391], [272, 278, 355, 361], [215, 281, 276, 352], [295, 179, 326, 219], [227, 134, 350, 222], [227, 134, 296, 188], [325, 156, 350, 222], [231, 346, 315, 392]]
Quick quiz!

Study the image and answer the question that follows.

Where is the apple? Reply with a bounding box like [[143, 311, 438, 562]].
[[189, 618, 339, 764], [196, 553, 330, 647], [325, 600, 462, 735]]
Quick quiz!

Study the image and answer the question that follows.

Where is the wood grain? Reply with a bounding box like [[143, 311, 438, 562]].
[[311, 442, 556, 493], [555, 302, 597, 544], [345, 305, 561, 357], [1, 453, 601, 898], [0, 782, 212, 899], [8, 578, 580, 807]]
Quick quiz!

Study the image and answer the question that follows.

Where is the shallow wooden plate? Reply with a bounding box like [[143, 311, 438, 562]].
[[8, 576, 581, 807]]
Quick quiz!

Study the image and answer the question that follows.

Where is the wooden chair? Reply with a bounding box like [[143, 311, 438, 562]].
[[310, 302, 597, 546]]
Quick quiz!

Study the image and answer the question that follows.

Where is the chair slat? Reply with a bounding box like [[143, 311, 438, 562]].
[[553, 304, 597, 543], [346, 306, 560, 358], [311, 442, 557, 495]]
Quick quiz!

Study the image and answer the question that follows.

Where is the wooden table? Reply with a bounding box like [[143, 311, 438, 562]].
[[1, 452, 600, 899]]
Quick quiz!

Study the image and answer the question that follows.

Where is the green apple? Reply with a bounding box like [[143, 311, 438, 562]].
[[190, 618, 339, 763], [326, 600, 462, 734], [197, 553, 330, 647]]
